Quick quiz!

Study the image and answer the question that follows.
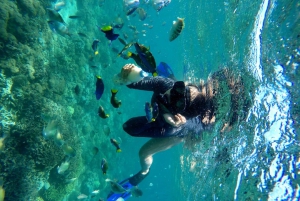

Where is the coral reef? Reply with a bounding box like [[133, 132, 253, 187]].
[[0, 0, 125, 200]]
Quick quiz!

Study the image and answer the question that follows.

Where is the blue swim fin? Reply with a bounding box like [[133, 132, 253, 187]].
[[107, 171, 149, 201], [106, 179, 133, 201], [156, 62, 176, 80]]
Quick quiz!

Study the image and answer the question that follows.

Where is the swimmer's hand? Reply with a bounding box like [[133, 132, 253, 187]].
[[163, 113, 186, 127]]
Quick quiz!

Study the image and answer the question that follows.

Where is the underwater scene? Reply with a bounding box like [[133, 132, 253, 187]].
[[0, 0, 299, 200]]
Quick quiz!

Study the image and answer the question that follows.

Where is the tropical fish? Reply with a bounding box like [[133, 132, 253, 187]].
[[77, 32, 87, 37], [69, 15, 80, 19], [91, 189, 100, 194], [156, 62, 176, 80], [118, 41, 134, 56], [118, 38, 127, 46], [152, 0, 171, 12], [100, 26, 119, 41], [110, 138, 121, 152], [95, 75, 104, 100], [0, 177, 5, 201], [53, 1, 65, 11], [105, 179, 127, 193], [103, 125, 110, 136], [48, 21, 71, 37], [92, 39, 100, 55], [42, 120, 58, 140], [127, 51, 143, 66], [169, 17, 184, 42], [134, 43, 158, 76], [145, 102, 156, 122], [62, 144, 76, 157], [137, 8, 147, 21], [77, 194, 88, 199], [119, 52, 131, 60], [65, 177, 77, 184], [110, 89, 121, 108], [127, 7, 138, 16], [124, 0, 140, 8], [101, 158, 108, 174], [54, 130, 64, 146], [57, 158, 70, 174], [98, 106, 109, 118], [47, 8, 65, 23]]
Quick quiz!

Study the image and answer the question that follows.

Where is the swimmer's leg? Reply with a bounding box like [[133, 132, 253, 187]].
[[129, 137, 183, 186]]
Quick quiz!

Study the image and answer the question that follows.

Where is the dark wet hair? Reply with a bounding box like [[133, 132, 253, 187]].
[[187, 90, 206, 118]]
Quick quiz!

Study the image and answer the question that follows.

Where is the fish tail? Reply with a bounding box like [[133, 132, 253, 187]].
[[127, 51, 132, 57], [116, 148, 122, 153], [152, 71, 158, 77], [95, 51, 99, 55], [96, 75, 101, 79], [105, 114, 109, 118], [111, 89, 118, 94]]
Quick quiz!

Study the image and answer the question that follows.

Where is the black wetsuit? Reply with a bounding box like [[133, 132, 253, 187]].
[[123, 76, 204, 138]]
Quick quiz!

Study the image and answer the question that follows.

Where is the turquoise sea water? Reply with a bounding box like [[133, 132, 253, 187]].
[[0, 0, 299, 201]]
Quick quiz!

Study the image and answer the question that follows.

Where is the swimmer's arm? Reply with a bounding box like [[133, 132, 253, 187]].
[[127, 77, 173, 93]]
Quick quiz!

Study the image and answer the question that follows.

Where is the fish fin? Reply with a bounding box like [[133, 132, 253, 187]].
[[96, 75, 101, 79], [95, 51, 99, 55], [127, 51, 132, 57], [111, 89, 118, 94], [152, 72, 158, 77], [116, 149, 122, 152]]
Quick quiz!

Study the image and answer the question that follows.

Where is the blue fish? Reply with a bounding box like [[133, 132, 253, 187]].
[[100, 26, 119, 41], [134, 43, 157, 76], [95, 75, 104, 100], [145, 102, 158, 122], [156, 62, 176, 80]]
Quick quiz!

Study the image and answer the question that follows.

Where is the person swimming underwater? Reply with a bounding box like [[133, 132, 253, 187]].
[[107, 63, 253, 200]]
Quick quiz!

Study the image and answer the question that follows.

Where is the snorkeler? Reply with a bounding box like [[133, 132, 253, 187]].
[[107, 63, 252, 200]]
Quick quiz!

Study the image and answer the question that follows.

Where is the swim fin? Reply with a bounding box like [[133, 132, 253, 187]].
[[106, 171, 149, 201]]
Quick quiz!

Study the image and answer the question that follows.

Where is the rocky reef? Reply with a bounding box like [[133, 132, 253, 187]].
[[0, 0, 128, 200]]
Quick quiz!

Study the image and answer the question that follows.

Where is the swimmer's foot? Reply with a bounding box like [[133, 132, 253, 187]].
[[129, 170, 150, 186]]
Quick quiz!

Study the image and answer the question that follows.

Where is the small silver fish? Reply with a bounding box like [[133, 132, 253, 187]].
[[91, 189, 100, 194], [48, 21, 71, 37], [77, 194, 88, 199], [65, 177, 77, 184], [57, 159, 70, 174], [42, 120, 58, 140]]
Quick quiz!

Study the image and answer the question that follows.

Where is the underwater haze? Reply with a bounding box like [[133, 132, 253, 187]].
[[0, 0, 299, 201]]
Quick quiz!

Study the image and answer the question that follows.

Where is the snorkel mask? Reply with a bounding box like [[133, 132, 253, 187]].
[[169, 81, 186, 113]]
